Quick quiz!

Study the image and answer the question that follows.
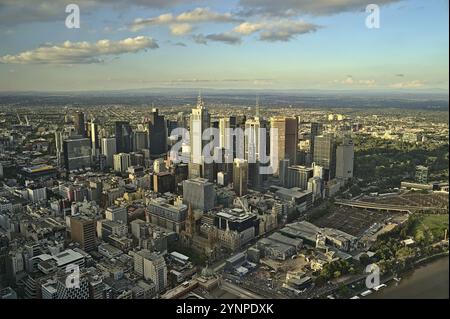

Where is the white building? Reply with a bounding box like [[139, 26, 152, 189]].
[[101, 137, 117, 168]]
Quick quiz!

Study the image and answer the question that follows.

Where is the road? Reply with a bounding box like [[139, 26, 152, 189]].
[[219, 280, 265, 299]]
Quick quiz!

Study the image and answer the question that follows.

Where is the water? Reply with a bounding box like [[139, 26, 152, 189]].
[[368, 257, 449, 299]]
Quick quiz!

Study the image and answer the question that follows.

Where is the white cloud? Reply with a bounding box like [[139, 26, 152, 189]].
[[169, 23, 194, 35], [334, 76, 376, 86], [0, 0, 190, 26], [131, 7, 239, 31], [390, 80, 425, 88], [234, 19, 319, 41], [0, 36, 158, 64]]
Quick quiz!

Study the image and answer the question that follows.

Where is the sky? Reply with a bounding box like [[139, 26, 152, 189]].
[[0, 0, 448, 92]]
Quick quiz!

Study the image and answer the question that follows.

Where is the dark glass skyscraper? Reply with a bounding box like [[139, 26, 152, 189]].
[[74, 111, 86, 137], [115, 121, 133, 153], [148, 108, 167, 158]]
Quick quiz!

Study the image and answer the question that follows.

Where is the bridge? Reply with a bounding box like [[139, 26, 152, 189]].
[[335, 199, 448, 213]]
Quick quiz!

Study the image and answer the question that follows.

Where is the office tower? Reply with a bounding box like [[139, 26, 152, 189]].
[[153, 172, 175, 193], [287, 165, 314, 190], [336, 138, 354, 180], [70, 216, 97, 252], [133, 130, 148, 152], [105, 205, 127, 224], [182, 178, 215, 212], [55, 130, 63, 166], [415, 165, 429, 184], [189, 93, 211, 178], [133, 250, 167, 293], [113, 153, 131, 173], [115, 121, 133, 153], [90, 118, 100, 157], [310, 122, 323, 163], [0, 163, 3, 179], [63, 138, 92, 171], [279, 158, 290, 186], [101, 137, 116, 168], [55, 272, 90, 299], [219, 117, 232, 151], [147, 198, 188, 233], [148, 108, 167, 158], [74, 111, 86, 137], [166, 119, 178, 137], [270, 116, 298, 174], [233, 158, 248, 197], [313, 134, 336, 181]]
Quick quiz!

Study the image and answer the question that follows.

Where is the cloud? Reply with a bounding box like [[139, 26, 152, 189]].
[[169, 23, 194, 35], [192, 32, 242, 45], [334, 76, 376, 86], [174, 42, 187, 47], [238, 0, 401, 17], [390, 80, 425, 88], [234, 20, 319, 41], [0, 36, 158, 64], [395, 73, 405, 77], [0, 0, 192, 26], [131, 7, 239, 31]]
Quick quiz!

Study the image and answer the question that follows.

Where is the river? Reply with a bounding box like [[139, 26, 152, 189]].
[[368, 256, 449, 299]]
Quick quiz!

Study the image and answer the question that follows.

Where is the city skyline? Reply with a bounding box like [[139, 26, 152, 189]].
[[0, 0, 448, 92]]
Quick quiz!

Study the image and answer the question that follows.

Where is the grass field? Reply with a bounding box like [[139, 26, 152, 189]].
[[411, 214, 449, 242]]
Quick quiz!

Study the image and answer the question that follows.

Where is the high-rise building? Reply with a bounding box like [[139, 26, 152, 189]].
[[133, 250, 167, 293], [189, 93, 210, 178], [219, 117, 232, 152], [63, 138, 92, 172], [148, 108, 167, 158], [113, 153, 131, 173], [310, 122, 324, 163], [313, 134, 336, 181], [287, 165, 314, 190], [74, 111, 86, 137], [115, 121, 133, 153], [182, 178, 215, 212], [415, 165, 429, 184], [270, 116, 298, 174], [336, 138, 354, 180], [133, 130, 148, 152], [90, 119, 100, 157], [70, 216, 97, 252], [105, 205, 127, 224], [233, 158, 248, 196], [101, 137, 116, 168], [0, 163, 3, 179]]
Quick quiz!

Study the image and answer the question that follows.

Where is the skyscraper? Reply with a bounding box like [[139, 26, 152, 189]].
[[313, 134, 336, 181], [133, 130, 148, 152], [101, 137, 116, 168], [148, 108, 167, 158], [233, 158, 248, 196], [182, 178, 215, 212], [189, 93, 211, 179], [336, 138, 354, 180], [70, 215, 97, 252], [63, 138, 92, 172], [74, 111, 86, 137], [310, 122, 323, 164], [113, 153, 131, 173], [90, 118, 100, 157], [270, 116, 298, 175], [115, 121, 133, 153]]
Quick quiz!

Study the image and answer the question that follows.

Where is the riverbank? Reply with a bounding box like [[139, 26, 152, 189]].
[[367, 255, 449, 299]]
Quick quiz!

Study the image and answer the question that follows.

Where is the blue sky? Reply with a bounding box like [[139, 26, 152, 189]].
[[0, 0, 448, 91]]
